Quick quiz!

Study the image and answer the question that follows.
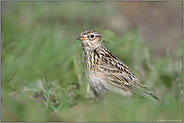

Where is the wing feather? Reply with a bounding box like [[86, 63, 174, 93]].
[[95, 47, 159, 103], [106, 72, 159, 102]]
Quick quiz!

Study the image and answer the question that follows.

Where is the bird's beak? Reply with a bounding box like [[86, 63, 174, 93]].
[[77, 36, 84, 40]]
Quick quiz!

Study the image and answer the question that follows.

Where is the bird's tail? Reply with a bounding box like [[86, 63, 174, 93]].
[[128, 81, 159, 103]]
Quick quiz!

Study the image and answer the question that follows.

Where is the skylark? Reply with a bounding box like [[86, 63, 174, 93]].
[[77, 30, 159, 102]]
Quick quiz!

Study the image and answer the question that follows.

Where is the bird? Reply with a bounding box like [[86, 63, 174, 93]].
[[77, 30, 159, 103]]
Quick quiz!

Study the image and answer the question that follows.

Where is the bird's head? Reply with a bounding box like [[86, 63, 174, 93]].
[[77, 30, 103, 49]]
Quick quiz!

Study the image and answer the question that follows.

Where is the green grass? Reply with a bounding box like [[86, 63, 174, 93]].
[[1, 2, 183, 122]]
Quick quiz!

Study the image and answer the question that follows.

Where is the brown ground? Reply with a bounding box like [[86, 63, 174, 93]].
[[106, 2, 182, 60]]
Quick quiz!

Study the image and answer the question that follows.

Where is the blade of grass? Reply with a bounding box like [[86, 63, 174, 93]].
[[42, 77, 62, 115], [42, 91, 49, 103], [43, 77, 50, 104]]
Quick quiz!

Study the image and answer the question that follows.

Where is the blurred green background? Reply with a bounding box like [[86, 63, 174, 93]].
[[1, 1, 183, 122]]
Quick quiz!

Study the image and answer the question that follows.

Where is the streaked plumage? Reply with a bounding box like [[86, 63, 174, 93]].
[[77, 30, 159, 102]]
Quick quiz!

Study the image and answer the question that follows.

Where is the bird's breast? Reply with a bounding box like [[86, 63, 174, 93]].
[[83, 50, 97, 70]]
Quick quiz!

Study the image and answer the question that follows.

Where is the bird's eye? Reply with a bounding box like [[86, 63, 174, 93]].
[[90, 34, 94, 39]]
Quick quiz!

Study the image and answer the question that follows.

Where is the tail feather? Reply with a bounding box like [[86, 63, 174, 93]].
[[128, 81, 159, 103]]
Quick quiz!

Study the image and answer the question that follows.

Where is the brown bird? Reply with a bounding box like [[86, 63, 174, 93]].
[[77, 30, 159, 103]]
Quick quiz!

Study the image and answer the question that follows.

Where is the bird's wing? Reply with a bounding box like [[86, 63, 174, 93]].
[[105, 71, 159, 103], [97, 63, 159, 103], [95, 47, 159, 102]]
